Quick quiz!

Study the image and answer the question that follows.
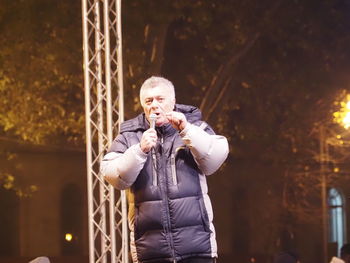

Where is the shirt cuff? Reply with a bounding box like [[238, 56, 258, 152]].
[[179, 123, 192, 137], [134, 143, 148, 158]]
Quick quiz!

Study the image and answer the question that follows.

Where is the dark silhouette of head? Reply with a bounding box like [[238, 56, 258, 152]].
[[29, 257, 50, 263], [341, 244, 350, 263], [274, 251, 300, 263]]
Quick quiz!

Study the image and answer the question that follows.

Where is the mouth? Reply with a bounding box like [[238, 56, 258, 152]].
[[151, 112, 161, 117]]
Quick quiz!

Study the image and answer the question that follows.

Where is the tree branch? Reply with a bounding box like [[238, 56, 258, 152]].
[[200, 32, 260, 118]]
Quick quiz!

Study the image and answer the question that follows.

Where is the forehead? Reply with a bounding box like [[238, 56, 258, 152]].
[[142, 85, 173, 99]]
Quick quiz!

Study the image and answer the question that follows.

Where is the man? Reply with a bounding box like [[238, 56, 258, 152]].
[[101, 76, 229, 263]]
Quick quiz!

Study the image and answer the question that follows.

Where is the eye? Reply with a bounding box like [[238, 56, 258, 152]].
[[145, 98, 152, 105]]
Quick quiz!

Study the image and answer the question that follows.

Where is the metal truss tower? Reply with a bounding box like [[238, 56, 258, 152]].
[[82, 0, 128, 263]]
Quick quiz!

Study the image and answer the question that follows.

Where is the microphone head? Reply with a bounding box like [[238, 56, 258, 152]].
[[149, 113, 157, 129]]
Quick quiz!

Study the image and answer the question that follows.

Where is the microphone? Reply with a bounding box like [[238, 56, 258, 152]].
[[149, 113, 157, 129], [149, 113, 157, 186]]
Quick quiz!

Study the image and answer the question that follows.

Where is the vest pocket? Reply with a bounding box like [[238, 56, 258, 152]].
[[198, 198, 210, 232], [171, 153, 177, 185], [134, 206, 141, 240], [151, 149, 157, 186]]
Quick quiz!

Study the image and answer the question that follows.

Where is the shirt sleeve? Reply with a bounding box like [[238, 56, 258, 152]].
[[180, 123, 229, 175], [100, 134, 148, 190]]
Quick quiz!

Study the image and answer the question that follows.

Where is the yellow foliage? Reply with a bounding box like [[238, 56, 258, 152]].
[[333, 94, 350, 129]]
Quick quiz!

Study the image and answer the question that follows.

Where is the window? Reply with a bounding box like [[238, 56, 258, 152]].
[[60, 184, 82, 255], [0, 188, 19, 256], [328, 188, 346, 253]]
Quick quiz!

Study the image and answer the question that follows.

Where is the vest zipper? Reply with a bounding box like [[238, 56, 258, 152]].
[[159, 134, 176, 261], [163, 179, 176, 262]]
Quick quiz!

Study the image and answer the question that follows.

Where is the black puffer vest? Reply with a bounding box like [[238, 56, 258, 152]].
[[110, 104, 215, 263]]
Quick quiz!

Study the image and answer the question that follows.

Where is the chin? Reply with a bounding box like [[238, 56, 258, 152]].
[[156, 120, 167, 127]]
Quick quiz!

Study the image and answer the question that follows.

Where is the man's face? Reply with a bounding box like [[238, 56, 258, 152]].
[[141, 85, 175, 127]]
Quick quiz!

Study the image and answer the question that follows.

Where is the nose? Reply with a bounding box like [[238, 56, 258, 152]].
[[150, 99, 159, 108]]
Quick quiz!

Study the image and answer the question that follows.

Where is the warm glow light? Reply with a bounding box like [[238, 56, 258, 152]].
[[65, 233, 73, 242], [334, 167, 340, 173], [343, 112, 350, 129], [333, 94, 350, 129]]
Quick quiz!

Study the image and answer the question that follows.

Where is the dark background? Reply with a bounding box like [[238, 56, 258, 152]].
[[1, 0, 350, 262]]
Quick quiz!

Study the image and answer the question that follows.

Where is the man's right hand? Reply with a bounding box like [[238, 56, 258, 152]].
[[140, 128, 157, 153]]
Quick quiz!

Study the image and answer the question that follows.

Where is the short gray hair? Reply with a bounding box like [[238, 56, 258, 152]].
[[139, 76, 175, 106]]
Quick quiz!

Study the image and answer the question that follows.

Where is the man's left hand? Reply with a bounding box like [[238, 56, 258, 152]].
[[166, 111, 187, 131]]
